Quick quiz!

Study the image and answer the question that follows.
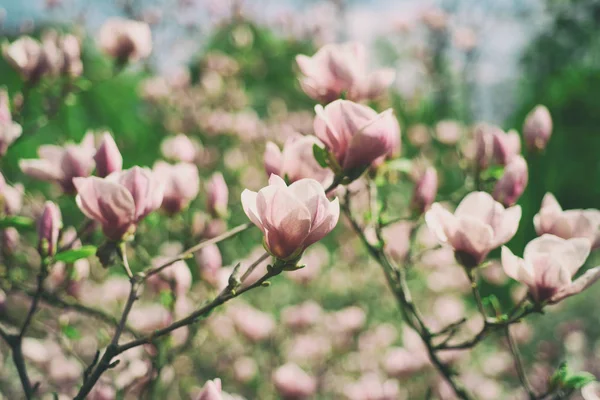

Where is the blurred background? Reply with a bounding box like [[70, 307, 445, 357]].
[[1, 0, 600, 399]]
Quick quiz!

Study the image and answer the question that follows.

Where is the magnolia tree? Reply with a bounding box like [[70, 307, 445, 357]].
[[0, 11, 599, 400]]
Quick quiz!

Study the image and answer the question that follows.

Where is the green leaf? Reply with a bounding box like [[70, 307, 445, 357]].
[[159, 290, 174, 308], [0, 216, 35, 231], [312, 144, 329, 168], [549, 362, 569, 390], [481, 165, 505, 181], [385, 158, 413, 174], [564, 372, 596, 389], [54, 246, 97, 263], [61, 324, 81, 340]]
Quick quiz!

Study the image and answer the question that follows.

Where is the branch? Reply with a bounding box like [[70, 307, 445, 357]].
[[505, 325, 536, 399]]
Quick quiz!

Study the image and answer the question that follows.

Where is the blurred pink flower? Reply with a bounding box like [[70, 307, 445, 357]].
[[474, 124, 521, 168], [314, 100, 400, 176], [273, 363, 317, 400], [94, 132, 123, 178], [146, 257, 192, 297], [206, 172, 229, 218], [296, 42, 395, 103], [264, 135, 334, 187], [344, 373, 401, 400], [0, 89, 22, 156], [325, 306, 366, 335], [502, 234, 598, 304], [412, 167, 438, 213], [160, 134, 199, 163], [195, 378, 222, 400], [230, 304, 275, 342], [0, 172, 24, 215], [98, 18, 152, 63], [435, 120, 463, 145], [523, 105, 552, 151], [195, 243, 223, 287], [128, 304, 172, 332], [426, 192, 521, 267], [37, 201, 61, 257], [20, 133, 96, 193], [534, 193, 600, 248], [153, 161, 199, 214], [241, 175, 339, 260], [493, 155, 528, 206], [382, 222, 412, 261], [3, 36, 50, 81], [74, 166, 164, 240], [281, 301, 322, 330]]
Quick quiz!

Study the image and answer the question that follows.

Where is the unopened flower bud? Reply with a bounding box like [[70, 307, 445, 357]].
[[94, 133, 122, 177], [493, 156, 528, 207], [206, 172, 228, 218], [412, 167, 438, 213], [38, 201, 62, 257], [523, 105, 552, 151], [98, 18, 152, 64]]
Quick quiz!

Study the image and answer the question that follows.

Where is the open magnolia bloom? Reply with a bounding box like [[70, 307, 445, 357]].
[[314, 99, 399, 178], [0, 89, 22, 156], [73, 166, 164, 240], [98, 18, 152, 63], [534, 193, 600, 248], [241, 175, 339, 261], [501, 234, 599, 304], [425, 192, 522, 267]]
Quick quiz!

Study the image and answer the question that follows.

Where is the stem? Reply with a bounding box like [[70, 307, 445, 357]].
[[466, 268, 490, 322], [9, 338, 34, 399], [240, 252, 271, 282], [506, 326, 536, 399], [119, 243, 134, 279], [144, 222, 252, 280], [19, 263, 47, 338]]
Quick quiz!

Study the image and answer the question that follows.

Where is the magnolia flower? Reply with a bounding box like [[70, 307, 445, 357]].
[[425, 192, 522, 267], [296, 42, 395, 103], [435, 120, 463, 145], [241, 175, 339, 260], [3, 36, 49, 81], [474, 124, 521, 168], [73, 166, 164, 240], [264, 135, 333, 187], [196, 378, 222, 400], [0, 89, 22, 156], [160, 134, 199, 163], [153, 161, 199, 214], [0, 172, 24, 215], [493, 155, 528, 207], [94, 132, 123, 177], [272, 363, 317, 399], [37, 201, 62, 257], [314, 100, 399, 177], [412, 167, 438, 213], [501, 234, 599, 304], [98, 18, 152, 63], [20, 133, 96, 193], [523, 105, 552, 151], [206, 172, 228, 218], [146, 257, 192, 297], [534, 193, 600, 248]]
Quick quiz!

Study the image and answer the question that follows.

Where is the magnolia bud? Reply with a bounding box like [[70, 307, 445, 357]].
[[523, 105, 552, 151], [38, 201, 62, 257], [412, 167, 438, 213], [94, 133, 123, 177], [206, 173, 229, 218], [493, 156, 528, 207]]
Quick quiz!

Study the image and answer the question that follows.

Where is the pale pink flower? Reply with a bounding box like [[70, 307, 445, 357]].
[[3, 36, 49, 81], [206, 172, 228, 218], [281, 301, 322, 330], [73, 166, 164, 240], [0, 172, 24, 215], [20, 133, 96, 193], [241, 175, 339, 260], [160, 134, 199, 163], [264, 135, 334, 187], [474, 123, 521, 168], [0, 89, 22, 156], [412, 167, 438, 213], [153, 161, 199, 214], [344, 373, 401, 400], [493, 155, 528, 206], [272, 363, 317, 399], [195, 243, 223, 287], [325, 306, 366, 335], [314, 100, 400, 176], [296, 42, 395, 103], [94, 132, 123, 178], [230, 304, 275, 342], [195, 378, 222, 400], [453, 27, 478, 51], [523, 105, 552, 151], [534, 193, 600, 248], [128, 304, 172, 332], [435, 120, 463, 145], [425, 192, 522, 267], [582, 382, 600, 400], [37, 201, 62, 257], [421, 7, 448, 30], [502, 234, 598, 304], [98, 18, 152, 63], [146, 257, 192, 297]]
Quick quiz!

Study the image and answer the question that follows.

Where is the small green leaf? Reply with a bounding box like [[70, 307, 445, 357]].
[[481, 165, 505, 181], [159, 290, 174, 308], [0, 216, 35, 231], [61, 324, 81, 340], [312, 144, 329, 168], [54, 246, 97, 263], [564, 372, 596, 389]]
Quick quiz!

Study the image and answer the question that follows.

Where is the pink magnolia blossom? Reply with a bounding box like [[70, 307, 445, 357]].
[[3, 36, 49, 81], [196, 378, 222, 400], [523, 105, 552, 151], [425, 192, 522, 267], [98, 18, 152, 63], [146, 257, 192, 297], [37, 201, 62, 257], [230, 304, 275, 342], [412, 167, 438, 213], [20, 133, 96, 193], [501, 234, 599, 304], [272, 363, 317, 400], [281, 301, 322, 330], [264, 135, 334, 187], [73, 166, 164, 240], [195, 243, 223, 287], [0, 89, 22, 156], [160, 134, 199, 163], [296, 42, 395, 103], [534, 193, 600, 248], [493, 155, 528, 206], [94, 132, 123, 178], [206, 172, 229, 218], [314, 99, 400, 176], [474, 124, 521, 168], [0, 172, 24, 215], [153, 161, 199, 214], [435, 120, 463, 145], [241, 175, 339, 260]]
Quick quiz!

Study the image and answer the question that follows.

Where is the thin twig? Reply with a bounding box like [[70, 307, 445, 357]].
[[505, 325, 536, 399]]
